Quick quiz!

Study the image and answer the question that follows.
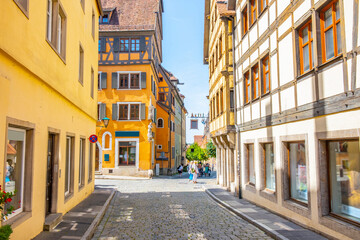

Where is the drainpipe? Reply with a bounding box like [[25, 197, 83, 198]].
[[228, 15, 242, 199]]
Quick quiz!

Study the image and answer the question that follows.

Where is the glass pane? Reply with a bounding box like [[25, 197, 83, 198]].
[[324, 8, 333, 28], [265, 73, 270, 92], [119, 147, 128, 164], [302, 26, 309, 43], [303, 44, 310, 72], [265, 143, 275, 191], [289, 143, 307, 203], [328, 141, 360, 223], [311, 41, 314, 68], [6, 129, 25, 214], [129, 147, 136, 165], [336, 23, 342, 54], [325, 28, 335, 60], [249, 145, 255, 184], [65, 138, 70, 193], [335, 2, 340, 21]]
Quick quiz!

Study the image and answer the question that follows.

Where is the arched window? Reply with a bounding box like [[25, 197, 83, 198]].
[[102, 132, 112, 150], [157, 118, 164, 128]]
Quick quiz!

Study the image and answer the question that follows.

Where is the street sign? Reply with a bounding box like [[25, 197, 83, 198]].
[[89, 134, 98, 143]]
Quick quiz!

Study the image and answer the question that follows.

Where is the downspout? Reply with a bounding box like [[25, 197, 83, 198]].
[[228, 15, 242, 199]]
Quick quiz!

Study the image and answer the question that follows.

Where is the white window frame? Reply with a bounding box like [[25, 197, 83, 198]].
[[116, 71, 142, 90], [114, 138, 139, 168], [157, 118, 164, 128], [6, 128, 26, 218], [46, 0, 52, 41], [117, 102, 142, 121], [57, 13, 62, 53], [102, 131, 112, 151]]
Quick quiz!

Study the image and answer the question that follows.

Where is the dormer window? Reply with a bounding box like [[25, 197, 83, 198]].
[[102, 14, 109, 23]]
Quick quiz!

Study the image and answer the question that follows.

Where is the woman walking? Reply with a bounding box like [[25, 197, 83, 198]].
[[188, 162, 193, 182], [192, 162, 199, 183]]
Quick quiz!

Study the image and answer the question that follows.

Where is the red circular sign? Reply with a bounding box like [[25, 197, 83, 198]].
[[89, 134, 98, 143]]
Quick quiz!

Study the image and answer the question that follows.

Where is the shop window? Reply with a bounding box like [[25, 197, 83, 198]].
[[287, 142, 308, 204], [118, 141, 136, 165], [246, 144, 255, 185], [264, 143, 275, 191], [261, 55, 270, 94], [299, 20, 314, 74], [320, 0, 341, 62], [327, 140, 360, 223]]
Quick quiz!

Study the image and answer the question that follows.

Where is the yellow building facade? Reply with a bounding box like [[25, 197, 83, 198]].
[[0, 0, 102, 239], [204, 0, 238, 192]]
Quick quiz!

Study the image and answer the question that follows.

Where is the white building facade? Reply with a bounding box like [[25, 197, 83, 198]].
[[231, 0, 360, 238]]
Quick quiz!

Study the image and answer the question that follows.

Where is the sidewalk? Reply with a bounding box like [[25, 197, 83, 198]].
[[204, 185, 328, 240], [34, 188, 115, 240], [95, 174, 150, 180]]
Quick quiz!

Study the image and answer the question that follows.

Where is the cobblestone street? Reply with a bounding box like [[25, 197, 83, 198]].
[[92, 176, 272, 240]]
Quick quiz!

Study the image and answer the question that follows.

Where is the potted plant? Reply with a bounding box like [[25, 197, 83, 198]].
[[0, 186, 15, 240]]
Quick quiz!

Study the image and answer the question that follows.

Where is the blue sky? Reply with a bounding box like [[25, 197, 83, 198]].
[[162, 0, 209, 143]]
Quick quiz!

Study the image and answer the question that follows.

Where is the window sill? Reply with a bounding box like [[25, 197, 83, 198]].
[[88, 178, 93, 184], [282, 199, 311, 218], [64, 192, 74, 203], [297, 68, 315, 82], [245, 183, 256, 193], [318, 54, 343, 71], [117, 119, 141, 122], [46, 39, 66, 65], [13, 0, 29, 18], [260, 189, 277, 203], [4, 211, 32, 228], [319, 214, 360, 236], [116, 88, 142, 90], [258, 7, 268, 19], [78, 184, 85, 192]]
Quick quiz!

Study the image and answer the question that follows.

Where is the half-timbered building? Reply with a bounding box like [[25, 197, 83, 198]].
[[231, 0, 360, 238]]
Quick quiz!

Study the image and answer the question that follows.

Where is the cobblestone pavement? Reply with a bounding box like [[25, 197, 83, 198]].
[[92, 177, 273, 240]]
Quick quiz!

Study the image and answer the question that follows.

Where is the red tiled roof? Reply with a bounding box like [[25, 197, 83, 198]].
[[216, 1, 235, 16], [100, 0, 160, 32]]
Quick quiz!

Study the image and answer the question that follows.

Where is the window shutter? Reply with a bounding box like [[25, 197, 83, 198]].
[[101, 72, 107, 89], [113, 38, 120, 52], [100, 38, 106, 52], [141, 72, 146, 89], [100, 103, 106, 119], [151, 78, 154, 94], [154, 108, 157, 123], [112, 104, 118, 120], [112, 72, 119, 89], [140, 36, 146, 52], [140, 103, 146, 120]]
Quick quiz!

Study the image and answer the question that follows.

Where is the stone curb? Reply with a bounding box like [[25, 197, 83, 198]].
[[81, 189, 116, 240], [203, 185, 289, 240], [95, 175, 150, 180]]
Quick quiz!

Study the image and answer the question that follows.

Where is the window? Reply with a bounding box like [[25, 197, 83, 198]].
[[119, 74, 129, 89], [216, 92, 220, 116], [287, 142, 307, 204], [129, 104, 139, 120], [102, 14, 109, 24], [246, 144, 255, 185], [131, 38, 140, 52], [119, 104, 129, 120], [88, 143, 93, 182], [230, 89, 234, 110], [91, 67, 94, 99], [190, 120, 198, 129], [157, 118, 164, 128], [260, 0, 268, 12], [262, 55, 270, 94], [79, 138, 85, 188], [219, 36, 223, 59], [299, 21, 314, 74], [244, 72, 250, 103], [5, 128, 26, 216], [98, 103, 107, 121], [119, 141, 136, 165], [172, 147, 175, 159], [92, 10, 95, 39], [250, 0, 257, 25], [159, 92, 165, 101], [130, 74, 140, 89], [102, 132, 112, 151], [242, 6, 248, 35], [47, 0, 67, 58], [65, 136, 74, 197], [157, 145, 162, 150], [327, 140, 360, 223], [264, 143, 275, 191], [118, 103, 141, 121], [120, 38, 129, 52], [219, 88, 223, 114], [159, 77, 163, 82], [98, 72, 107, 90], [79, 45, 84, 84], [80, 0, 85, 11], [252, 64, 260, 100], [320, 0, 341, 62]]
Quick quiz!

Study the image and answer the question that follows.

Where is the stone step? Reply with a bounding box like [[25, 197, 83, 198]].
[[43, 213, 62, 231]]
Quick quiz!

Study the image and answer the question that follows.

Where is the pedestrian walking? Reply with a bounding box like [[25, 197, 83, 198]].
[[177, 164, 183, 177], [188, 162, 193, 182], [192, 162, 199, 183]]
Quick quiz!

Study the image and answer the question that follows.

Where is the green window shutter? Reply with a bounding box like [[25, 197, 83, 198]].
[[101, 38, 106, 52], [101, 72, 107, 89], [140, 103, 146, 120], [151, 77, 154, 94], [112, 72, 119, 89], [154, 108, 157, 123], [140, 36, 146, 52], [112, 104, 118, 120], [141, 72, 146, 89], [113, 38, 120, 52], [100, 103, 106, 119]]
